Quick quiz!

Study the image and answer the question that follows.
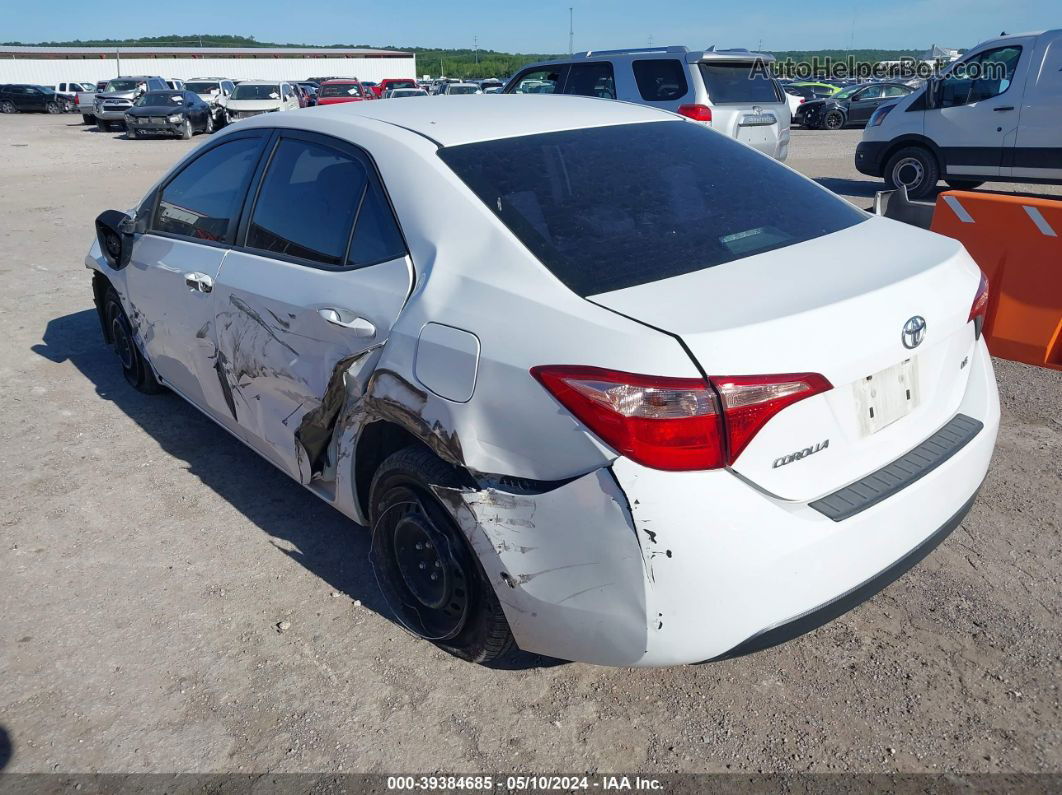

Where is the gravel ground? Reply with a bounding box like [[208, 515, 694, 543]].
[[0, 114, 1059, 775]]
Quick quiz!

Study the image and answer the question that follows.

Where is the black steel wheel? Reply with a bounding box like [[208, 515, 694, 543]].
[[102, 287, 163, 394], [369, 446, 514, 663]]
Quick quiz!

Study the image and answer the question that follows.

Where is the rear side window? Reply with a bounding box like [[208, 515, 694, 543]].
[[439, 121, 865, 296], [248, 139, 367, 266], [633, 59, 689, 101], [152, 137, 263, 243], [564, 62, 616, 99], [699, 62, 781, 104]]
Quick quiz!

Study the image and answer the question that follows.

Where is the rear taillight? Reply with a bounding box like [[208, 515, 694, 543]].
[[969, 270, 989, 339], [532, 366, 831, 471], [676, 103, 712, 123], [711, 373, 833, 464]]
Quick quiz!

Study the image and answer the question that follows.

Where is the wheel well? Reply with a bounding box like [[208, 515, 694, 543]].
[[91, 271, 113, 343], [354, 420, 473, 518]]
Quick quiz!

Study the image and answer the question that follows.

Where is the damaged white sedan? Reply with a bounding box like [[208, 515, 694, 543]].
[[87, 95, 999, 666]]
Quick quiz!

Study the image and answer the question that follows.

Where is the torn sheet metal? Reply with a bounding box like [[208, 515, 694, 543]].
[[432, 468, 650, 666]]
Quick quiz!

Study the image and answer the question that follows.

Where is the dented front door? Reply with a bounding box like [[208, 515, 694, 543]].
[[210, 130, 412, 482]]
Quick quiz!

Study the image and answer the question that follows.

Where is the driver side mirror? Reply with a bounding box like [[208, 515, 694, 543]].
[[95, 210, 136, 270]]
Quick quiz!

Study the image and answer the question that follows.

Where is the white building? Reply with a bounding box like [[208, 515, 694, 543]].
[[921, 44, 961, 62], [0, 45, 416, 85]]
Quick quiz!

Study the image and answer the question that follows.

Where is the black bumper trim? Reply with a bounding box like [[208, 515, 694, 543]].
[[810, 414, 983, 522], [706, 488, 979, 662], [855, 140, 889, 177]]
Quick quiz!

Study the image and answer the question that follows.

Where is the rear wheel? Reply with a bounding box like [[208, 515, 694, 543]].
[[945, 179, 984, 191], [884, 145, 940, 200], [0, 100, 15, 114], [822, 109, 844, 130], [102, 287, 163, 394], [369, 446, 515, 664]]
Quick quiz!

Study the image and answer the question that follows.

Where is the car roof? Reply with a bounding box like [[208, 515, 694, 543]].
[[238, 80, 285, 85], [306, 94, 676, 146]]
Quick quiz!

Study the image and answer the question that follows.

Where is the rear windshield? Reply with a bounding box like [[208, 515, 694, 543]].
[[438, 121, 865, 296], [135, 92, 185, 107], [319, 83, 364, 97], [699, 62, 781, 104], [105, 80, 145, 92]]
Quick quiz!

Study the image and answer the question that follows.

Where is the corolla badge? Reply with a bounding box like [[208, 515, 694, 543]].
[[902, 316, 927, 349]]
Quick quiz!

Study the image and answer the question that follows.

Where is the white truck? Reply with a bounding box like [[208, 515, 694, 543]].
[[856, 29, 1062, 198]]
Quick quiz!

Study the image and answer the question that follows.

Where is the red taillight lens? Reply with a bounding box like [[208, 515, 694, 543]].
[[710, 373, 833, 465], [531, 366, 725, 471], [677, 103, 712, 122], [532, 366, 832, 471], [969, 270, 989, 339]]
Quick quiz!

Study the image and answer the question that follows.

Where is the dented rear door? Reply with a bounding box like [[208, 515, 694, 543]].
[[212, 130, 412, 482]]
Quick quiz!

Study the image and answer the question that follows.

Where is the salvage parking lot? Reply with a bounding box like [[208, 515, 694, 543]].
[[0, 112, 1059, 773]]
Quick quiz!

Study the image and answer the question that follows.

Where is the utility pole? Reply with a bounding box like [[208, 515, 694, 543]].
[[568, 7, 573, 56], [474, 35, 478, 66], [116, 47, 121, 76], [649, 35, 654, 47]]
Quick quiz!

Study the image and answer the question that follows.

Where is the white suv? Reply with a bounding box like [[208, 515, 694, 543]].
[[505, 46, 791, 160]]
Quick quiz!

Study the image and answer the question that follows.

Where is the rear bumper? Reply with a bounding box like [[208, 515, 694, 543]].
[[466, 339, 999, 667], [856, 140, 889, 177]]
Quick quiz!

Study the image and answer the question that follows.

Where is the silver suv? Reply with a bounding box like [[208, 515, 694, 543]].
[[94, 76, 169, 131], [504, 46, 791, 161]]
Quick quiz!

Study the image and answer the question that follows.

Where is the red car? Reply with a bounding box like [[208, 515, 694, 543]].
[[315, 79, 373, 106], [373, 78, 418, 98]]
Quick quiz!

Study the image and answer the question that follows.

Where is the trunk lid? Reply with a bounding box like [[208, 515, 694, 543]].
[[588, 217, 982, 502]]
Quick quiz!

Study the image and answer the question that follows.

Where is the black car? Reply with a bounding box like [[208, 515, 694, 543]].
[[0, 84, 71, 114], [801, 82, 914, 130], [124, 90, 214, 139]]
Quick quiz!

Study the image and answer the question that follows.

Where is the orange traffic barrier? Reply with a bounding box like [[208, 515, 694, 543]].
[[931, 190, 1062, 371]]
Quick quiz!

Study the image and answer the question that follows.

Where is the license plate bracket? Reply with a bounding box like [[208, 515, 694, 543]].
[[855, 358, 919, 435]]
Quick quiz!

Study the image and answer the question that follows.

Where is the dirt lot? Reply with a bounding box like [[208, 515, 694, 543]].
[[0, 113, 1059, 775]]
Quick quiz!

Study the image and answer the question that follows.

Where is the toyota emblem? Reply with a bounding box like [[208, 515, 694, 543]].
[[902, 316, 927, 349]]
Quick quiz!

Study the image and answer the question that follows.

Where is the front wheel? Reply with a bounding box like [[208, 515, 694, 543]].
[[179, 119, 192, 140], [204, 113, 214, 134], [45, 101, 61, 114], [945, 179, 984, 191], [822, 109, 844, 130], [884, 146, 940, 200], [102, 287, 163, 394], [369, 446, 515, 664], [81, 114, 94, 125]]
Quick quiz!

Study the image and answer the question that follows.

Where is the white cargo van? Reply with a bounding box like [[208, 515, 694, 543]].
[[504, 46, 791, 161], [856, 29, 1062, 198]]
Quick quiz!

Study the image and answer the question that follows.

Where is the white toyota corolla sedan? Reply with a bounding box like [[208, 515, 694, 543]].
[[86, 95, 999, 666]]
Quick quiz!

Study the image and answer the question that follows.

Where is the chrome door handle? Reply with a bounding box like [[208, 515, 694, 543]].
[[318, 308, 376, 338], [184, 272, 213, 293]]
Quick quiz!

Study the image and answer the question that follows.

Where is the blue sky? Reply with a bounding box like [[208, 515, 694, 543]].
[[8, 0, 1057, 52]]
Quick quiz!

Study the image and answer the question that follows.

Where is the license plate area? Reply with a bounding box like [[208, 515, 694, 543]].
[[855, 358, 919, 436]]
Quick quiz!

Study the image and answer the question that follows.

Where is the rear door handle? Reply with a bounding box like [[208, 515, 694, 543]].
[[318, 308, 376, 338], [184, 272, 213, 293], [993, 106, 1015, 112]]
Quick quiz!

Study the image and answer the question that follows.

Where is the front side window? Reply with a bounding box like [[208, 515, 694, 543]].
[[185, 81, 220, 95], [699, 62, 781, 104], [152, 137, 263, 243], [940, 46, 1022, 107], [439, 121, 865, 296], [509, 67, 567, 94], [633, 59, 689, 101], [854, 85, 884, 101], [565, 62, 616, 99]]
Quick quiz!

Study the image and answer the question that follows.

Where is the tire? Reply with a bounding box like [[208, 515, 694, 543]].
[[81, 114, 94, 125], [102, 287, 163, 394], [204, 113, 214, 135], [45, 101, 60, 114], [0, 100, 15, 114], [822, 109, 844, 130], [945, 179, 984, 191], [179, 118, 192, 140], [127, 127, 140, 140], [96, 120, 108, 132], [883, 145, 940, 200], [369, 446, 515, 664]]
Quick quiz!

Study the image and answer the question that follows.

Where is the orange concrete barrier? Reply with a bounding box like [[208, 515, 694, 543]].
[[931, 190, 1062, 371]]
